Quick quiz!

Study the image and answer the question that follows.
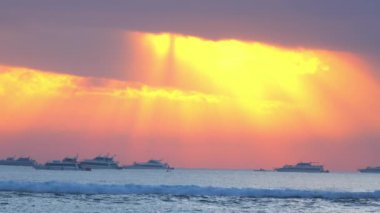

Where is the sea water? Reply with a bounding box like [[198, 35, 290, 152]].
[[0, 166, 379, 212]]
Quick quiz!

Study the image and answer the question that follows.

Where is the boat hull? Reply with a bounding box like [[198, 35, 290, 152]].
[[359, 169, 380, 173], [79, 163, 121, 170], [0, 161, 36, 167], [34, 165, 80, 170], [275, 168, 328, 173], [124, 166, 171, 169]]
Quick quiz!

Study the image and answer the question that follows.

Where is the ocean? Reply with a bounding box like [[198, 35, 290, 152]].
[[0, 166, 379, 212]]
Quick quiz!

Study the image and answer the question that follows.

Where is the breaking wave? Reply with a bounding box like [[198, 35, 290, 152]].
[[0, 181, 379, 199]]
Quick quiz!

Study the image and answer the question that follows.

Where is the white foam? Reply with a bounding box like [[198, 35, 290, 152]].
[[0, 181, 379, 199]]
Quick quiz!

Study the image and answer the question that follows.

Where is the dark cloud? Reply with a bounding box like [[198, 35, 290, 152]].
[[0, 27, 130, 78], [0, 0, 379, 79]]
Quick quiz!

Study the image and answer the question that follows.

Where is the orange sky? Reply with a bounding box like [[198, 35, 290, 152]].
[[0, 32, 379, 171]]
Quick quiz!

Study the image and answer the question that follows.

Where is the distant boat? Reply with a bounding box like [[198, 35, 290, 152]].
[[34, 157, 81, 170], [253, 168, 270, 172], [124, 159, 174, 170], [358, 166, 380, 173], [275, 162, 329, 173], [79, 155, 121, 169], [0, 157, 37, 166]]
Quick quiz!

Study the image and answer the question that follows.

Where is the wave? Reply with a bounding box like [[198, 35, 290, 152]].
[[0, 181, 379, 199]]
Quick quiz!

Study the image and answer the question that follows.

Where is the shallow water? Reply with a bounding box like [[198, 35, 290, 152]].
[[0, 166, 379, 212]]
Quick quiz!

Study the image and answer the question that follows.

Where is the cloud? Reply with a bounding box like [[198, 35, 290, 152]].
[[0, 1, 379, 170], [0, 27, 129, 79], [0, 0, 379, 79]]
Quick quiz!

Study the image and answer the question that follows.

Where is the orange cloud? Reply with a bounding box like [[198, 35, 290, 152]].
[[0, 32, 379, 170], [0, 65, 223, 134], [129, 32, 380, 136]]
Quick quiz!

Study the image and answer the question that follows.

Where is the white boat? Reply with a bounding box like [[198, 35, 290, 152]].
[[124, 159, 173, 170], [34, 157, 80, 170], [358, 166, 380, 173], [275, 162, 329, 173], [79, 156, 121, 169], [0, 157, 36, 166]]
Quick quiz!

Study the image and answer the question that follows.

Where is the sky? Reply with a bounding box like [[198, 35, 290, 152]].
[[0, 0, 379, 171]]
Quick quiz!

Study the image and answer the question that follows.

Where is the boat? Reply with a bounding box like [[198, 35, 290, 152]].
[[0, 157, 37, 166], [253, 168, 270, 172], [275, 162, 329, 173], [34, 157, 81, 170], [358, 166, 380, 173], [124, 159, 173, 170], [79, 155, 121, 169]]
